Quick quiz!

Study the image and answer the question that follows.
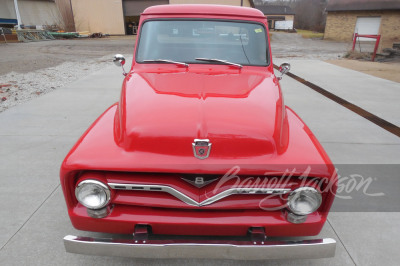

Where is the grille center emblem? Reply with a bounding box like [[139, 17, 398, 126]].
[[192, 139, 211, 159], [181, 176, 218, 188]]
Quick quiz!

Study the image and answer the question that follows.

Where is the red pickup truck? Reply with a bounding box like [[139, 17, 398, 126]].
[[61, 4, 337, 260]]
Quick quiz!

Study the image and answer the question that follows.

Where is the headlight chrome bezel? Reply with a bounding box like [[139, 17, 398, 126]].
[[75, 179, 111, 210], [287, 187, 322, 216]]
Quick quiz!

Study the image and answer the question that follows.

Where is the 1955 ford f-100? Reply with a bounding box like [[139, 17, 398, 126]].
[[61, 4, 337, 260]]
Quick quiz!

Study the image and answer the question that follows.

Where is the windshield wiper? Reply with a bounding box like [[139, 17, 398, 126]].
[[143, 59, 188, 67], [195, 58, 242, 69]]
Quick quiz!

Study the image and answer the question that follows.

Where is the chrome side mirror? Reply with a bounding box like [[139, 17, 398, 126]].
[[278, 62, 291, 80], [113, 54, 127, 76]]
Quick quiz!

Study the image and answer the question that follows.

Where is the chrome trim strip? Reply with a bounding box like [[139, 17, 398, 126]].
[[108, 183, 199, 206], [200, 187, 290, 206], [108, 183, 290, 207], [64, 235, 336, 259]]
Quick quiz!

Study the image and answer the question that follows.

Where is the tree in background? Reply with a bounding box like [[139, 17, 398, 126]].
[[254, 0, 328, 32], [294, 0, 327, 32]]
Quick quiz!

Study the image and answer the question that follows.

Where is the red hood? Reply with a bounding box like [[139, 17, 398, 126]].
[[114, 65, 288, 159]]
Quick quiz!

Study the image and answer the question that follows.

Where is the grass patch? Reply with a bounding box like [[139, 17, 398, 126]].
[[296, 29, 324, 39]]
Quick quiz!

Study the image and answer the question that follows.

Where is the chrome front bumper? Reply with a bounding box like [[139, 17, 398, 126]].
[[64, 235, 336, 260]]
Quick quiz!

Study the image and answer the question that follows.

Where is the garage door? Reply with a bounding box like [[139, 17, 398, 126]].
[[123, 0, 168, 16], [354, 17, 381, 41]]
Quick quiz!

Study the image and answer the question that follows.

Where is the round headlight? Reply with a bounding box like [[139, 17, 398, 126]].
[[75, 180, 111, 210], [287, 187, 322, 215]]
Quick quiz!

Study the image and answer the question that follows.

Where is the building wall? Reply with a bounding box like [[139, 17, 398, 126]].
[[19, 0, 62, 26], [66, 0, 253, 35], [380, 11, 400, 50], [324, 10, 400, 51], [324, 11, 359, 41], [54, 0, 75, 31], [169, 0, 253, 7], [71, 0, 125, 34], [0, 0, 16, 20], [1, 0, 62, 26]]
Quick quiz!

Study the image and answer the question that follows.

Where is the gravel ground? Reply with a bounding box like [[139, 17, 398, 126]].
[[270, 31, 374, 60], [0, 57, 112, 112], [0, 37, 135, 112], [0, 36, 136, 75]]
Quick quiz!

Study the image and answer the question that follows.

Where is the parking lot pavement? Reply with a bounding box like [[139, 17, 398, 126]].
[[0, 62, 125, 263], [274, 64, 400, 164], [277, 60, 400, 266], [0, 59, 399, 265], [274, 58, 400, 127], [270, 32, 351, 60]]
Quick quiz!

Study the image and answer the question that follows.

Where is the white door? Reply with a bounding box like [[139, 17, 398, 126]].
[[354, 17, 381, 41]]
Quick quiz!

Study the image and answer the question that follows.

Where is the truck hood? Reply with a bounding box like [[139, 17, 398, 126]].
[[114, 66, 288, 159]]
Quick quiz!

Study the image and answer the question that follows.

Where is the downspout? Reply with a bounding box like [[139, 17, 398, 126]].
[[13, 0, 22, 29]]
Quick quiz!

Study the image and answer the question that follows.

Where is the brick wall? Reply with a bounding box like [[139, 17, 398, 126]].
[[285, 15, 295, 22], [380, 11, 400, 51], [324, 11, 357, 41], [324, 10, 400, 51]]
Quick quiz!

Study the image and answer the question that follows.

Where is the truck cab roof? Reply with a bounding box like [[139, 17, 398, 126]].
[[142, 4, 266, 19]]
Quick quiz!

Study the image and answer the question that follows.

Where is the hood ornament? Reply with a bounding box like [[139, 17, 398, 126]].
[[192, 139, 211, 159]]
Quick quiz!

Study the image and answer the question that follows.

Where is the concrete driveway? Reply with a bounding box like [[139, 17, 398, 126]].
[[0, 57, 399, 265]]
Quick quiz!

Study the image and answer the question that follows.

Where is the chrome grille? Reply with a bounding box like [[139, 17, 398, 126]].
[[108, 183, 291, 207]]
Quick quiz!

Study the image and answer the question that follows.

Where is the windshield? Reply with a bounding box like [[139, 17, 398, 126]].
[[136, 20, 268, 66]]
